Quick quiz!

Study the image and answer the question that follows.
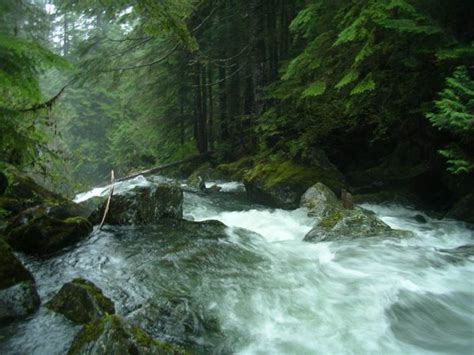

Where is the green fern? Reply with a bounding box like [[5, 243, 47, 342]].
[[350, 74, 376, 95], [302, 81, 327, 97]]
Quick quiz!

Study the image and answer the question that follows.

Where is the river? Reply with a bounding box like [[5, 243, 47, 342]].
[[1, 176, 473, 354]]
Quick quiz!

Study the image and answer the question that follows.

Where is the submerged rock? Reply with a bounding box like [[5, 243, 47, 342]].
[[68, 315, 186, 355], [299, 182, 340, 217], [0, 239, 40, 323], [154, 218, 228, 242], [97, 183, 183, 226], [127, 298, 223, 353], [413, 214, 428, 224], [243, 153, 345, 209], [46, 278, 115, 324], [5, 203, 92, 255], [438, 244, 474, 261]]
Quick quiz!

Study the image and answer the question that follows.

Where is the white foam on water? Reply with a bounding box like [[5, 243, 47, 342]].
[[205, 181, 245, 192], [73, 175, 152, 203], [188, 197, 474, 354]]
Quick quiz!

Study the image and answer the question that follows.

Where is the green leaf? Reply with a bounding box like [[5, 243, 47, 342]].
[[302, 81, 326, 97]]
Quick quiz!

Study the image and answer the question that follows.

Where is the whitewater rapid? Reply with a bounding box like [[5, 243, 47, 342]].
[[185, 186, 474, 354], [1, 177, 472, 354]]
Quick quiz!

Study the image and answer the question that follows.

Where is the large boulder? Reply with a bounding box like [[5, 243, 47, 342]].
[[243, 153, 345, 209], [303, 207, 400, 242], [3, 170, 65, 205], [0, 239, 40, 323], [5, 203, 93, 255], [446, 192, 474, 225], [300, 182, 340, 217], [301, 183, 412, 242], [46, 278, 115, 324], [96, 183, 183, 226], [68, 315, 186, 355]]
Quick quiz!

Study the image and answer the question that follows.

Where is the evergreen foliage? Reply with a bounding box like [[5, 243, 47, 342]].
[[426, 66, 474, 174], [0, 0, 68, 170], [1, 0, 473, 191]]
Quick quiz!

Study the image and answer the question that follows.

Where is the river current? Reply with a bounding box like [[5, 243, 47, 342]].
[[1, 176, 473, 354]]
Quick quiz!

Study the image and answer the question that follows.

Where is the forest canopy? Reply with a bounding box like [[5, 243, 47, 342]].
[[0, 0, 473, 196]]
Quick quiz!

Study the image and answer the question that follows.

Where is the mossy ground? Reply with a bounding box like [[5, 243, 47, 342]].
[[243, 154, 345, 193]]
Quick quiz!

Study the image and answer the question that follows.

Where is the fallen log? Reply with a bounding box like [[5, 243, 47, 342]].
[[114, 152, 213, 183]]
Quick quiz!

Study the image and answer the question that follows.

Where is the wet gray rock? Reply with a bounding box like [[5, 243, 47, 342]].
[[299, 182, 340, 217], [303, 207, 403, 242], [46, 278, 115, 324], [301, 183, 412, 243], [68, 315, 186, 355], [127, 298, 223, 353], [97, 183, 183, 226], [0, 239, 40, 323]]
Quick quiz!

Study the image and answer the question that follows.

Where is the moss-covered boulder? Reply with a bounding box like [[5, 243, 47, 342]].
[[46, 278, 115, 324], [0, 239, 40, 323], [68, 315, 187, 355], [300, 182, 340, 217], [243, 153, 345, 209], [97, 183, 183, 226], [4, 170, 65, 205], [446, 192, 474, 225], [304, 206, 412, 242], [215, 156, 255, 180], [5, 203, 93, 255]]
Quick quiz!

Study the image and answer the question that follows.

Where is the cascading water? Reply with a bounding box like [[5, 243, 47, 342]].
[[1, 177, 473, 354]]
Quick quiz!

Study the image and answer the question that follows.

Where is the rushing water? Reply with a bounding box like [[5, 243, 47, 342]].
[[1, 177, 473, 354]]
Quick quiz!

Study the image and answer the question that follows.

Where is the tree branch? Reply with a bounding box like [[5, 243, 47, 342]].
[[104, 42, 181, 72], [19, 85, 67, 113]]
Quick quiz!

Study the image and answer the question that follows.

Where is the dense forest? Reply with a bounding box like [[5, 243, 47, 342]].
[[0, 0, 473, 211], [1, 0, 472, 204], [1, 1, 474, 354]]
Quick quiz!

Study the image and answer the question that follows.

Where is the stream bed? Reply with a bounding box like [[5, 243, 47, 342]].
[[1, 177, 473, 354]]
